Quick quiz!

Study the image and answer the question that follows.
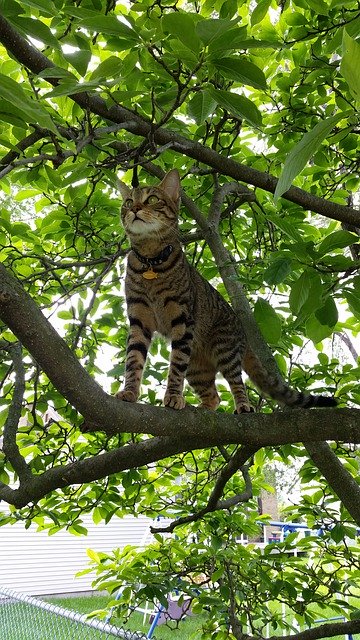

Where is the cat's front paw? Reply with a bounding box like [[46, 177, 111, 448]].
[[164, 393, 186, 410], [116, 389, 137, 403], [234, 403, 255, 414]]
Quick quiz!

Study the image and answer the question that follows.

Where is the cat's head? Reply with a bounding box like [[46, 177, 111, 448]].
[[118, 169, 180, 240]]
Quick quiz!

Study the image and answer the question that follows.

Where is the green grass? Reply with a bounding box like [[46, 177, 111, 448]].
[[50, 594, 205, 639], [2, 592, 358, 640], [51, 594, 360, 640]]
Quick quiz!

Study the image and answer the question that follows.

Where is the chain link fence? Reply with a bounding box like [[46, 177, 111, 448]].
[[0, 587, 148, 640]]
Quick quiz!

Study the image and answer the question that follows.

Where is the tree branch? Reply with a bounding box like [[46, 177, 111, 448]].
[[305, 441, 360, 524], [199, 179, 360, 528], [0, 342, 31, 482], [151, 446, 256, 533], [1, 262, 360, 509], [268, 619, 360, 640], [0, 128, 47, 170], [335, 332, 359, 363], [0, 14, 359, 226]]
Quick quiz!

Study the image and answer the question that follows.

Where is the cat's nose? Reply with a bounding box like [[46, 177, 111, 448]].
[[132, 203, 142, 212]]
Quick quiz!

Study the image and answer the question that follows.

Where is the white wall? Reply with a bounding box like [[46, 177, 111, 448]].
[[0, 514, 153, 596]]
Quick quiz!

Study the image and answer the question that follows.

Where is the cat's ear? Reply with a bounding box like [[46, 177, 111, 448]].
[[158, 169, 180, 203], [117, 179, 132, 200]]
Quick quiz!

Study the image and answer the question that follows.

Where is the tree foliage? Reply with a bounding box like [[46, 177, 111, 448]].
[[0, 1, 360, 638]]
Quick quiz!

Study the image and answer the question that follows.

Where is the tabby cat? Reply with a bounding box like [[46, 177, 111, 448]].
[[116, 169, 336, 413]]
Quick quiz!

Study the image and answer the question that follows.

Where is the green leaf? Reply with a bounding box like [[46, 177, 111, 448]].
[[274, 113, 346, 201], [212, 57, 266, 90], [187, 90, 217, 123], [306, 0, 329, 14], [340, 30, 360, 102], [208, 88, 262, 127], [345, 291, 360, 318], [254, 298, 282, 344], [13, 0, 57, 16], [264, 257, 292, 285], [305, 314, 333, 343], [45, 80, 101, 98], [294, 274, 323, 319], [350, 610, 360, 621], [10, 16, 60, 49], [162, 13, 201, 53], [208, 25, 248, 52], [317, 230, 358, 256], [89, 56, 123, 81], [289, 273, 312, 315], [196, 17, 237, 45], [266, 213, 303, 242], [330, 523, 346, 543], [79, 15, 139, 40], [315, 297, 338, 327], [64, 49, 92, 77], [0, 74, 57, 133], [251, 0, 272, 26], [69, 523, 88, 536]]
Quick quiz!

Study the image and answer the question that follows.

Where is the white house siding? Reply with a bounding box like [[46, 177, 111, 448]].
[[0, 514, 153, 596]]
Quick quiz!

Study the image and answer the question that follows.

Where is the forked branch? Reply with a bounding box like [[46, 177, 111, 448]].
[[151, 445, 257, 533]]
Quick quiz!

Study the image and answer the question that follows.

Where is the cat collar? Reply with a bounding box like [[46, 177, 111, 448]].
[[131, 244, 174, 268]]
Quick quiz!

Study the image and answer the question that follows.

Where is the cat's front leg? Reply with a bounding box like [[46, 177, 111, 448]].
[[164, 312, 194, 410], [116, 315, 154, 403]]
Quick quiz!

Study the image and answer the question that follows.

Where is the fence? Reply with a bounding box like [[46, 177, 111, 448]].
[[0, 587, 148, 640]]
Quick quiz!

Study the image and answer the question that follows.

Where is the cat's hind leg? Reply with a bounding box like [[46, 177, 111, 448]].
[[186, 359, 220, 411], [216, 352, 254, 414]]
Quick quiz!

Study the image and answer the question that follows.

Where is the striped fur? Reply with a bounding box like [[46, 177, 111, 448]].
[[116, 170, 337, 412]]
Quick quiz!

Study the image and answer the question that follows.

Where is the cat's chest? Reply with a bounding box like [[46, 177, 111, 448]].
[[134, 275, 189, 336], [148, 283, 183, 336]]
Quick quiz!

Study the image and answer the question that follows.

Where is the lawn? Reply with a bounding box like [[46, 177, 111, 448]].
[[50, 594, 204, 639], [1, 591, 357, 640]]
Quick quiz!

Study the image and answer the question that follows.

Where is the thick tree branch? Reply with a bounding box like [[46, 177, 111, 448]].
[[208, 182, 256, 226], [268, 619, 360, 640], [305, 441, 360, 524], [0, 434, 212, 509], [0, 15, 359, 227], [1, 262, 360, 510], [4, 264, 360, 443], [204, 182, 284, 382], [203, 181, 360, 527], [0, 257, 359, 429]]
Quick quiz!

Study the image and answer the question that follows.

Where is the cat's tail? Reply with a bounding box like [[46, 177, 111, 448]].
[[243, 347, 337, 408]]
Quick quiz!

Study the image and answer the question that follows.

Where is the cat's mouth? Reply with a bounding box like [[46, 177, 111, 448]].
[[127, 212, 162, 234]]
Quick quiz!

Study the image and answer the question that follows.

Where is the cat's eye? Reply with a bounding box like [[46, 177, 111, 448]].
[[124, 198, 133, 208], [146, 195, 159, 205]]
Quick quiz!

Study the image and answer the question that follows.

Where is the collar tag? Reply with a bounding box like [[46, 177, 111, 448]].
[[142, 268, 158, 280]]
